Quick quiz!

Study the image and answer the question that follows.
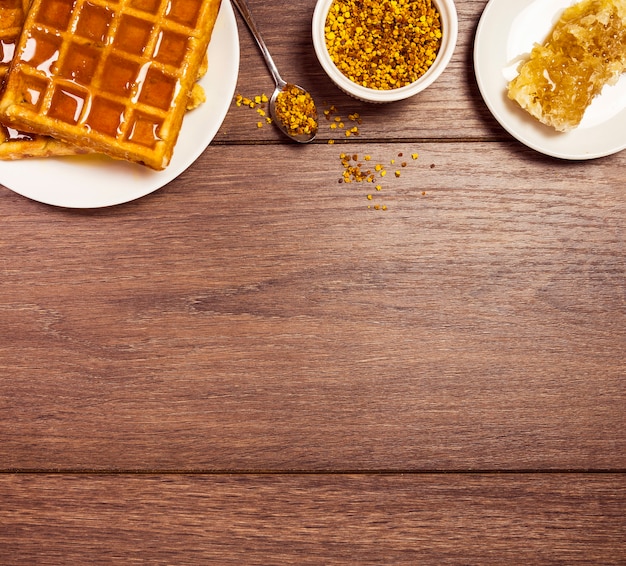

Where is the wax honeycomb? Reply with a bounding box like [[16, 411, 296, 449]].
[[508, 0, 626, 132]]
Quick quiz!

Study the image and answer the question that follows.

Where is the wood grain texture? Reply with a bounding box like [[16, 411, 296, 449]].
[[1, 473, 624, 564], [0, 0, 624, 560], [1, 142, 624, 471]]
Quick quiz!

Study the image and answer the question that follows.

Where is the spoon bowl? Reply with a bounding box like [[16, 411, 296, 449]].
[[269, 81, 318, 143]]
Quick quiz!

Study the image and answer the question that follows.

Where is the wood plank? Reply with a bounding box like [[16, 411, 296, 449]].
[[217, 0, 499, 143], [1, 1, 623, 561], [0, 473, 624, 564], [1, 142, 624, 471]]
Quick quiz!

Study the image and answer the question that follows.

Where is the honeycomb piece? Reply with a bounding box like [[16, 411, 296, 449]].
[[507, 0, 626, 132], [0, 0, 221, 169]]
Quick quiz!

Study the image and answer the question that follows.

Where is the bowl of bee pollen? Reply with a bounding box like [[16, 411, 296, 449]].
[[312, 0, 458, 103]]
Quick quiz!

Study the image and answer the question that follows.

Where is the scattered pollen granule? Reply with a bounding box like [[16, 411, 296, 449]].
[[323, 105, 362, 143], [337, 147, 422, 210], [235, 93, 271, 128]]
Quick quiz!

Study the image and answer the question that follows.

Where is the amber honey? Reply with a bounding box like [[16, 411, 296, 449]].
[[0, 124, 36, 141], [1, 39, 17, 66]]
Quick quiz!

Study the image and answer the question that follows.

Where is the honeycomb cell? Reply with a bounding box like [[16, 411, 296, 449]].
[[84, 95, 125, 137], [75, 2, 115, 43], [58, 42, 100, 85], [48, 83, 87, 124], [126, 110, 163, 147], [15, 70, 48, 111], [114, 14, 153, 55], [153, 29, 188, 67], [35, 0, 76, 31], [165, 0, 201, 27], [100, 53, 139, 96], [137, 66, 178, 110], [129, 0, 161, 14], [21, 31, 62, 75]]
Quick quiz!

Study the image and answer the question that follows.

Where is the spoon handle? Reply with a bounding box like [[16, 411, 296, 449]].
[[231, 0, 286, 88]]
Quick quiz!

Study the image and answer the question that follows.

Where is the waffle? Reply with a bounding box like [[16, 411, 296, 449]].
[[0, 0, 222, 170], [0, 0, 207, 160]]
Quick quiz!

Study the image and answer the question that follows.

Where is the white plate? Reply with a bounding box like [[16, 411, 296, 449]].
[[474, 0, 626, 160], [0, 0, 239, 208]]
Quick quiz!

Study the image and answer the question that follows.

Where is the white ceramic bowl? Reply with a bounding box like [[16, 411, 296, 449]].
[[312, 0, 458, 103]]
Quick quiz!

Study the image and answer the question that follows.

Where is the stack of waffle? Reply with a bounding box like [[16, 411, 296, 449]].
[[0, 0, 221, 170]]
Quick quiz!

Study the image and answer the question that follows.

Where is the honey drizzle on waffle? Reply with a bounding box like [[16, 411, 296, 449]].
[[0, 0, 221, 169]]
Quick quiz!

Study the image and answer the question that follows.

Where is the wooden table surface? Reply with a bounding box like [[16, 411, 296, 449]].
[[1, 0, 624, 562]]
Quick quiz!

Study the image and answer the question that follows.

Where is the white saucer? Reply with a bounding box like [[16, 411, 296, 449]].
[[474, 0, 626, 160], [0, 0, 240, 208]]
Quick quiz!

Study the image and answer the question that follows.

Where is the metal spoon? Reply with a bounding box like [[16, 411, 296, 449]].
[[231, 0, 318, 143]]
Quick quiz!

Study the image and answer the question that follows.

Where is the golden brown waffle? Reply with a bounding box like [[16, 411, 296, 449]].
[[0, 0, 209, 161], [0, 0, 221, 169]]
